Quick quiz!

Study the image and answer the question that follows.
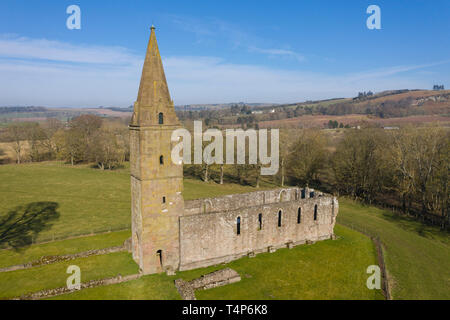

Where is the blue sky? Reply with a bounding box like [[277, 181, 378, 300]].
[[0, 0, 449, 107]]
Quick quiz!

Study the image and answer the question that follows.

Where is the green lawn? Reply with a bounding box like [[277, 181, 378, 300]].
[[337, 198, 450, 300], [0, 251, 138, 299], [49, 273, 181, 300], [53, 225, 382, 300], [0, 162, 260, 242], [0, 230, 131, 269], [186, 225, 382, 300], [1, 162, 447, 300]]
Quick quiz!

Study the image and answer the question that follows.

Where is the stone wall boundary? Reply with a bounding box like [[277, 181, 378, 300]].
[[0, 226, 131, 251], [372, 236, 392, 300], [0, 238, 131, 273], [175, 268, 241, 300], [13, 273, 142, 300], [339, 222, 392, 300]]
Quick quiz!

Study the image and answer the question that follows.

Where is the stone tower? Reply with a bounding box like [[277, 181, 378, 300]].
[[129, 26, 184, 274]]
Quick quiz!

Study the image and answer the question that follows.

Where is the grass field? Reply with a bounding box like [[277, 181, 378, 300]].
[[51, 225, 382, 300], [337, 198, 450, 300], [1, 162, 448, 300], [259, 114, 450, 129], [0, 162, 261, 242], [0, 251, 138, 299], [0, 230, 131, 269]]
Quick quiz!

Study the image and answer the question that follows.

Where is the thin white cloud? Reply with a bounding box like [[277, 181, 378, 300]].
[[170, 15, 216, 37], [0, 35, 447, 107], [166, 15, 306, 63], [248, 46, 305, 62], [347, 61, 450, 82], [0, 35, 141, 66], [163, 56, 437, 104]]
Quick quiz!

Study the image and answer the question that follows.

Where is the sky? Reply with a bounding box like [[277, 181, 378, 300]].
[[0, 0, 449, 107]]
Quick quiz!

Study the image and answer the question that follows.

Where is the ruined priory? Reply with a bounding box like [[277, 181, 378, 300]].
[[129, 26, 338, 274]]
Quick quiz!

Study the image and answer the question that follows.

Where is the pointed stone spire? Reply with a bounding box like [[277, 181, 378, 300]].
[[131, 26, 178, 126]]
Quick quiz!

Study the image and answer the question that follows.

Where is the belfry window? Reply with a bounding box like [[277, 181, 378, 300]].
[[278, 210, 282, 227], [159, 155, 164, 165], [297, 208, 302, 224], [158, 112, 164, 124], [314, 205, 318, 221], [237, 217, 241, 235]]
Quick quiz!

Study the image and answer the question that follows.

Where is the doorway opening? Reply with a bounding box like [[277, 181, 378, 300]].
[[156, 249, 163, 268]]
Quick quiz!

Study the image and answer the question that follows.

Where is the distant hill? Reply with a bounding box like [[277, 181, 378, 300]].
[[1, 89, 448, 125], [0, 106, 47, 114], [174, 102, 276, 111], [255, 89, 450, 128], [0, 106, 132, 123], [257, 89, 449, 117]]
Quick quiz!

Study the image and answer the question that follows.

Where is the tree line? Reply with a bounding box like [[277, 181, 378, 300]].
[[1, 116, 447, 228], [176, 90, 449, 129], [285, 127, 449, 228], [183, 126, 449, 228], [0, 115, 129, 169]]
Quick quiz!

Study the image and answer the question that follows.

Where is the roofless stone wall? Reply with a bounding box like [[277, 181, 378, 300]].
[[179, 187, 338, 271], [184, 187, 303, 215]]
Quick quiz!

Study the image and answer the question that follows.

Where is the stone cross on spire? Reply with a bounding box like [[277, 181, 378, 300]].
[[131, 26, 178, 126]]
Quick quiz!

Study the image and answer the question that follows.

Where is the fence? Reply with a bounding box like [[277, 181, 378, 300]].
[[33, 224, 131, 243], [367, 197, 448, 230], [339, 222, 392, 300], [0, 224, 131, 250]]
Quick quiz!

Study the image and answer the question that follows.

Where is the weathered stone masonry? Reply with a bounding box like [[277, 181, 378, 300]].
[[180, 188, 338, 270], [129, 27, 338, 275]]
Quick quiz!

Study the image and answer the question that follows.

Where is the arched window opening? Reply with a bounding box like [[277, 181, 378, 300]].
[[297, 208, 302, 224], [258, 213, 262, 230], [162, 196, 166, 204], [158, 112, 164, 124], [159, 155, 164, 165], [236, 217, 241, 235], [314, 204, 318, 221], [278, 210, 282, 227], [301, 189, 306, 199], [156, 250, 163, 267]]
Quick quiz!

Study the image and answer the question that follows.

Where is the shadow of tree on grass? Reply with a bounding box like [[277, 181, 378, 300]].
[[381, 211, 449, 244], [0, 202, 60, 250]]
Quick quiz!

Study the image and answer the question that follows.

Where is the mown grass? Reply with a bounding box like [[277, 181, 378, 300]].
[[0, 162, 131, 241], [0, 162, 260, 242], [0, 230, 131, 269], [53, 225, 383, 300], [49, 273, 181, 300], [0, 251, 138, 299], [1, 162, 447, 300], [337, 198, 450, 300]]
